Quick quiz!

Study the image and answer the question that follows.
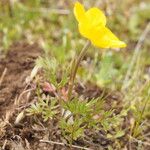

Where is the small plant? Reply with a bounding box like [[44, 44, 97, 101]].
[[36, 56, 68, 89], [27, 1, 126, 145]]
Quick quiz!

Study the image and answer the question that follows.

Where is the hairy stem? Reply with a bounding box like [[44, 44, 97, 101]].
[[67, 41, 91, 100]]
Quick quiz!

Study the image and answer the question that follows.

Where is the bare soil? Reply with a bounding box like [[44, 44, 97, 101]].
[[0, 42, 41, 117], [0, 43, 45, 150]]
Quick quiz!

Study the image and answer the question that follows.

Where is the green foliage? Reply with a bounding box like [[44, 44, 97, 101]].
[[63, 99, 93, 115], [60, 98, 125, 141], [86, 51, 128, 89], [107, 130, 125, 139], [36, 56, 68, 88], [60, 119, 84, 142], [27, 92, 125, 142], [0, 2, 40, 52], [131, 82, 150, 137], [128, 4, 150, 40], [27, 98, 58, 122], [122, 49, 150, 139]]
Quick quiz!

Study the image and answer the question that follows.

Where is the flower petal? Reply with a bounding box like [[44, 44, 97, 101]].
[[74, 2, 86, 23], [85, 7, 106, 27], [91, 27, 126, 48], [78, 23, 91, 38], [73, 2, 126, 49]]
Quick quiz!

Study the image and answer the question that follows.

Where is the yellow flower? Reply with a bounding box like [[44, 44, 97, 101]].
[[74, 2, 126, 48]]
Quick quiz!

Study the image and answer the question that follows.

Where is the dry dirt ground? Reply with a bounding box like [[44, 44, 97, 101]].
[[0, 43, 52, 150], [0, 43, 41, 117]]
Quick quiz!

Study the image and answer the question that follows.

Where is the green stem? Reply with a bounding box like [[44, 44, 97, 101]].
[[8, 0, 13, 17], [67, 40, 91, 100], [133, 95, 149, 137]]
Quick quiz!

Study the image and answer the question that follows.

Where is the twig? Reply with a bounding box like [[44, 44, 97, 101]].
[[129, 136, 150, 146], [2, 139, 7, 150], [16, 99, 36, 110], [142, 131, 150, 138], [20, 5, 70, 15], [8, 0, 14, 17], [122, 22, 150, 90], [0, 68, 7, 86], [15, 88, 35, 106], [39, 139, 93, 150]]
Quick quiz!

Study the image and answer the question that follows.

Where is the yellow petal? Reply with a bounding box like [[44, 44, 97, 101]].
[[73, 2, 126, 49], [90, 27, 126, 48], [74, 2, 86, 23], [85, 7, 106, 27], [78, 23, 91, 38]]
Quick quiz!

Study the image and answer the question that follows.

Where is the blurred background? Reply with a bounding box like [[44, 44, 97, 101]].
[[0, 0, 149, 51], [0, 0, 150, 89]]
